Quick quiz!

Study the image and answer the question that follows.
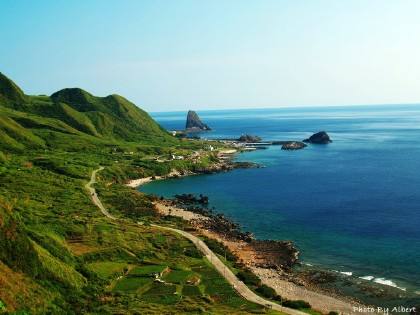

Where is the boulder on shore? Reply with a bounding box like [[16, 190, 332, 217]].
[[237, 134, 262, 143], [303, 131, 332, 144], [281, 141, 307, 150], [185, 110, 211, 131]]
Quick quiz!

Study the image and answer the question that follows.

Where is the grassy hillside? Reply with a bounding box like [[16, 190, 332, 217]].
[[0, 72, 282, 314], [0, 72, 174, 153]]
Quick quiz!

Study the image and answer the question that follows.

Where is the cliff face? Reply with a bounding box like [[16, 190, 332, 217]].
[[185, 110, 211, 131]]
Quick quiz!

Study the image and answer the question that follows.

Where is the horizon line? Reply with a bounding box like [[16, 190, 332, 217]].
[[149, 102, 420, 114]]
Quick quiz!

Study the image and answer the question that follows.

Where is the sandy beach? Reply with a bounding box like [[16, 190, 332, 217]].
[[126, 170, 185, 188]]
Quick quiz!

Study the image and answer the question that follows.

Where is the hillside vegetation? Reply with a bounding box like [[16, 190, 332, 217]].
[[0, 72, 282, 314], [0, 72, 173, 149]]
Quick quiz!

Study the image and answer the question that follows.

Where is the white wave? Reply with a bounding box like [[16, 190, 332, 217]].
[[359, 276, 374, 281], [331, 269, 353, 276], [304, 263, 313, 266], [373, 278, 406, 291]]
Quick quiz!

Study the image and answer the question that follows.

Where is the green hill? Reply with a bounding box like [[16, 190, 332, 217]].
[[0, 72, 173, 152], [0, 72, 26, 106]]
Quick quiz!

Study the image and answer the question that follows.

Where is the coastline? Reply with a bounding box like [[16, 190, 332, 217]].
[[153, 199, 367, 315], [126, 153, 418, 313], [125, 154, 369, 314], [126, 150, 258, 189], [126, 169, 187, 188]]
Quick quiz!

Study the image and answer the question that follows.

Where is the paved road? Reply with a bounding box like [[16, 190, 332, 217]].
[[86, 167, 306, 315]]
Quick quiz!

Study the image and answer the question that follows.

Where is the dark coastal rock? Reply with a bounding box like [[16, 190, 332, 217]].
[[231, 161, 260, 169], [192, 160, 260, 175], [237, 134, 262, 143], [169, 193, 300, 271], [303, 131, 332, 144], [175, 193, 209, 205], [250, 240, 299, 270], [281, 141, 307, 150], [185, 110, 211, 131]]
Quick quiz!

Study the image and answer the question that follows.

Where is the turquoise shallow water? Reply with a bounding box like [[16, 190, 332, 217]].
[[141, 105, 420, 297]]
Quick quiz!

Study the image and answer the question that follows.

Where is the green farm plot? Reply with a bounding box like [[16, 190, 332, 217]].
[[205, 278, 236, 296], [143, 282, 177, 296], [86, 261, 128, 279], [128, 264, 168, 277], [142, 283, 180, 305], [163, 269, 197, 284], [142, 294, 181, 305], [113, 276, 152, 292], [182, 285, 202, 296]]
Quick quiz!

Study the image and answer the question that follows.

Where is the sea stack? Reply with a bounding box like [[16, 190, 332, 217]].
[[303, 131, 332, 144], [185, 110, 211, 131]]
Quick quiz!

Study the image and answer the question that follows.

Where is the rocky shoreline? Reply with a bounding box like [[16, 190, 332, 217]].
[[154, 196, 372, 314], [162, 196, 299, 269], [154, 194, 420, 314], [129, 150, 418, 314]]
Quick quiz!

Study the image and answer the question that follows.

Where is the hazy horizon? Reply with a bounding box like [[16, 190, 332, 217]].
[[2, 0, 420, 112], [149, 102, 420, 114]]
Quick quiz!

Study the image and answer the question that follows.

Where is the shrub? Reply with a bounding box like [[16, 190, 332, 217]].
[[328, 312, 339, 315], [255, 284, 276, 299], [0, 151, 6, 163], [0, 299, 6, 311], [237, 270, 261, 286], [184, 247, 203, 258], [282, 299, 311, 309], [203, 238, 237, 261]]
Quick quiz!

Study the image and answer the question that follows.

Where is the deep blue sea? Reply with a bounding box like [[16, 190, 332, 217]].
[[141, 105, 420, 296]]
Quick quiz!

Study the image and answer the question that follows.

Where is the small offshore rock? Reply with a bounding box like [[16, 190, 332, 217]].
[[237, 134, 262, 143], [281, 141, 307, 150], [303, 131, 332, 144]]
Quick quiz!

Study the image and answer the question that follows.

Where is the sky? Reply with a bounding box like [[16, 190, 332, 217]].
[[1, 0, 420, 112]]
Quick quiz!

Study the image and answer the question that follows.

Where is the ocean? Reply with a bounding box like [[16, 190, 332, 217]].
[[140, 105, 420, 303]]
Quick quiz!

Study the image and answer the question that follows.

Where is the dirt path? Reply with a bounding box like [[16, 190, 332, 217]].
[[86, 167, 307, 315], [85, 166, 116, 220]]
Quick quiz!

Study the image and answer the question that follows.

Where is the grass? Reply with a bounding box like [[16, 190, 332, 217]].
[[113, 277, 152, 292], [164, 269, 199, 284], [86, 261, 128, 279], [32, 241, 86, 289], [143, 282, 178, 296], [128, 264, 168, 277], [182, 285, 202, 296]]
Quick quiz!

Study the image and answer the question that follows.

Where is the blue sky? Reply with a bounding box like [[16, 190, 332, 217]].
[[1, 0, 420, 111]]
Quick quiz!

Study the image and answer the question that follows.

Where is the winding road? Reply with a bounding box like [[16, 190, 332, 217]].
[[85, 167, 117, 220], [86, 167, 306, 315]]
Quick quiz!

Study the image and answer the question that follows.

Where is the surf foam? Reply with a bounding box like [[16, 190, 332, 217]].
[[373, 278, 406, 291]]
